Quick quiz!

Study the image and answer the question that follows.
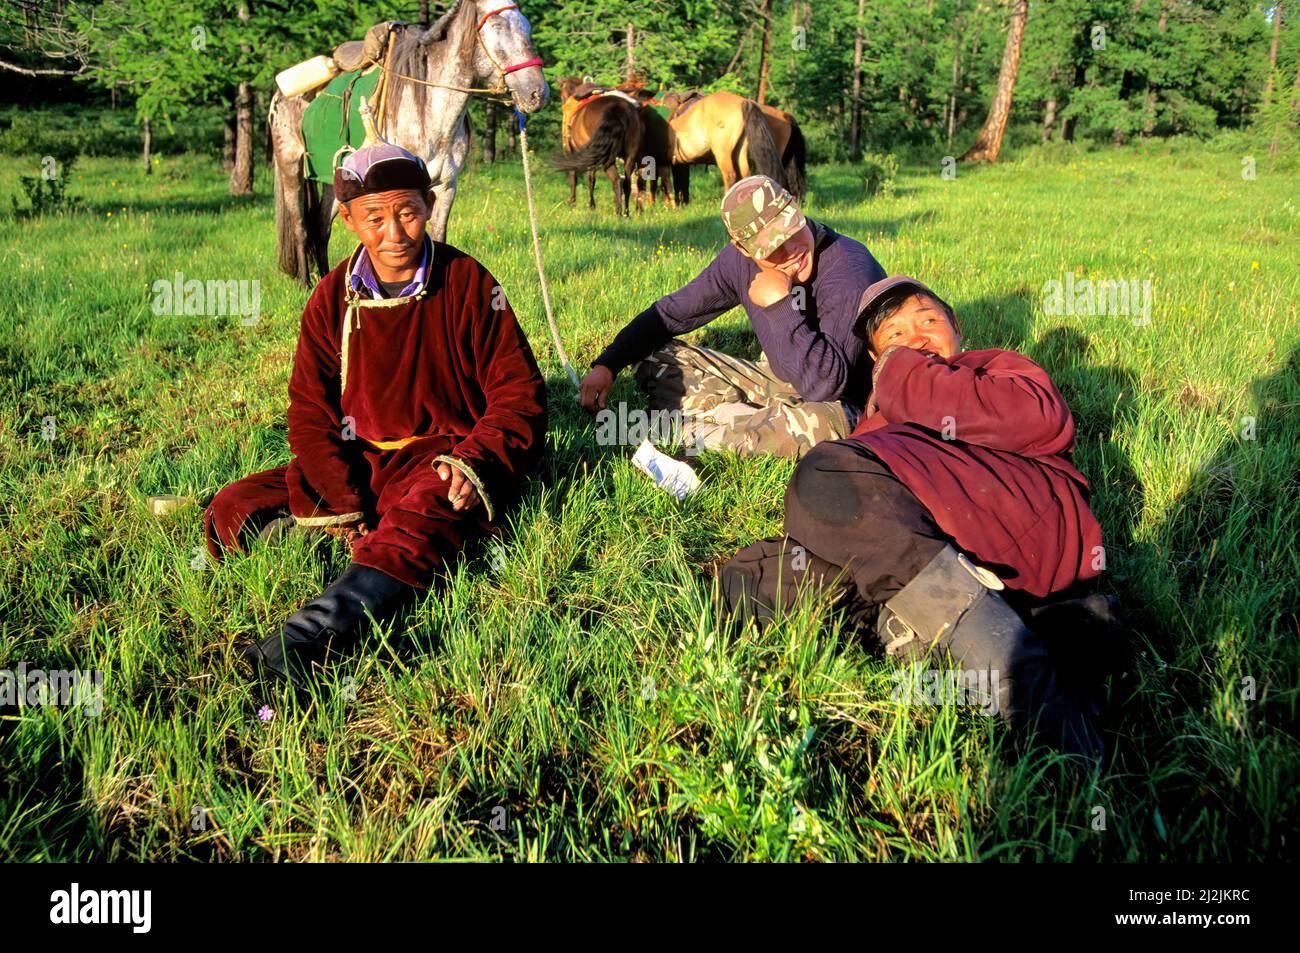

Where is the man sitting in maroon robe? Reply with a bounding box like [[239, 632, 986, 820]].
[[204, 142, 547, 687], [718, 275, 1107, 759]]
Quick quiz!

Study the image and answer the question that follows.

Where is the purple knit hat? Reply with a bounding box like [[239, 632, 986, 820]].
[[333, 142, 431, 203]]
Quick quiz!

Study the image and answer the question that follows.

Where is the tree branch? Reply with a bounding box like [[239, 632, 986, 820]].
[[0, 55, 85, 76]]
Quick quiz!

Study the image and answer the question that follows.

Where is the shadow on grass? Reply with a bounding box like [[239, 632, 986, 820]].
[[1117, 342, 1300, 858], [697, 323, 762, 361], [0, 708, 102, 860], [941, 299, 1297, 858]]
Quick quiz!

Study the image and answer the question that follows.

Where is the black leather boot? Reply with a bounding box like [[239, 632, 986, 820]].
[[876, 545, 1106, 763], [241, 563, 413, 689]]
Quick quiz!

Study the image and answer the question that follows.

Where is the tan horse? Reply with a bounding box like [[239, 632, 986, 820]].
[[661, 90, 806, 203]]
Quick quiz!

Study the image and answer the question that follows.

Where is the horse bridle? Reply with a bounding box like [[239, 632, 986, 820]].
[[474, 3, 544, 82], [382, 2, 544, 97]]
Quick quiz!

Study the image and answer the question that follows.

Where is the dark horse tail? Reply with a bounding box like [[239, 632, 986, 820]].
[[271, 91, 328, 286], [739, 100, 786, 186], [552, 104, 634, 172], [783, 116, 808, 202], [274, 171, 327, 287], [273, 158, 299, 280]]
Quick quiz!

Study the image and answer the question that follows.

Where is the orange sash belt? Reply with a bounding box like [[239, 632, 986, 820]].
[[365, 434, 423, 451]]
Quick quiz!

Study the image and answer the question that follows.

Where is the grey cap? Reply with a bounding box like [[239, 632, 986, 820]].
[[853, 275, 946, 339]]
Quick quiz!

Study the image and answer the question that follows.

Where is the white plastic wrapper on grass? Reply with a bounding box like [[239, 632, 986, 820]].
[[632, 440, 701, 501]]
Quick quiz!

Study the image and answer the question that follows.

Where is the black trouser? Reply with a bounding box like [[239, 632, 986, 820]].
[[718, 439, 948, 638], [718, 439, 1126, 698]]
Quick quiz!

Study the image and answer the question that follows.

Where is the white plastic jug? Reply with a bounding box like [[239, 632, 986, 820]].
[[275, 55, 340, 98]]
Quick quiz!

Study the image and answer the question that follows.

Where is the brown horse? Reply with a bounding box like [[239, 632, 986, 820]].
[[553, 78, 644, 215], [619, 83, 676, 210], [660, 90, 806, 204]]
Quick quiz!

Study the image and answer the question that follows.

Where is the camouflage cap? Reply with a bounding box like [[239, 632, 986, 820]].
[[720, 175, 806, 261]]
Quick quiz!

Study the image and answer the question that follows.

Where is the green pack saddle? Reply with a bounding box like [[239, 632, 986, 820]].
[[300, 67, 384, 185]]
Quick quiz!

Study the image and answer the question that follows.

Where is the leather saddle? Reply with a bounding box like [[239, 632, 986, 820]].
[[333, 21, 397, 72], [662, 90, 703, 119]]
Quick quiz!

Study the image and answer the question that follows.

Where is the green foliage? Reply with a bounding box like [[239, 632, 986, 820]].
[[531, 0, 749, 86], [10, 147, 80, 218], [1252, 69, 1300, 150], [1023, 0, 1284, 146], [68, 0, 414, 129], [5, 1, 1295, 166], [861, 150, 898, 198], [0, 105, 225, 158]]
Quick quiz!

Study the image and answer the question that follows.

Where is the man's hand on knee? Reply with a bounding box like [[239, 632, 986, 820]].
[[435, 461, 481, 512], [579, 364, 614, 412]]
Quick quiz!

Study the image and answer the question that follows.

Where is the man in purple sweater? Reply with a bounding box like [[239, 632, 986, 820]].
[[578, 175, 886, 456]]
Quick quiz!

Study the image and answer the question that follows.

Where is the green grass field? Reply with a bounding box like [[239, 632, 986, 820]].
[[1, 137, 1296, 861]]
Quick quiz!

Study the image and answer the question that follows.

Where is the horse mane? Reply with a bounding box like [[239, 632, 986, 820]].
[[420, 1, 465, 44], [388, 1, 477, 113]]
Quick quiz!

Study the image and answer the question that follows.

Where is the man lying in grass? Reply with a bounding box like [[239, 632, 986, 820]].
[[204, 142, 547, 687], [718, 276, 1107, 759], [578, 174, 886, 456]]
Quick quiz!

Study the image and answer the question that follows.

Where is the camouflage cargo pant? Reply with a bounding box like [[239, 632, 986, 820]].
[[633, 340, 851, 457]]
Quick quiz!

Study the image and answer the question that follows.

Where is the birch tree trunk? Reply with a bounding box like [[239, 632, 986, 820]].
[[624, 23, 635, 84]]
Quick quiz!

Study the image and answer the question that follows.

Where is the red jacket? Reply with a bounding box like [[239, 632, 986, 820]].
[[284, 241, 547, 524], [850, 347, 1102, 598]]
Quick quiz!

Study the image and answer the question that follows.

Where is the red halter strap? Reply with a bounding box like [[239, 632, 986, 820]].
[[501, 56, 544, 74], [476, 4, 519, 30], [475, 4, 545, 75]]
